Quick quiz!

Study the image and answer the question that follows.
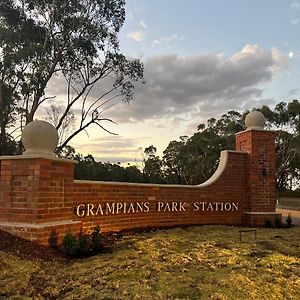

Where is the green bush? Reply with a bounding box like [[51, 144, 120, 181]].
[[286, 213, 293, 228], [78, 230, 90, 254], [61, 226, 104, 257], [91, 225, 102, 249], [62, 230, 79, 256]]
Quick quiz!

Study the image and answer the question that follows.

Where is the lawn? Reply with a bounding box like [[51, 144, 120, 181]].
[[0, 225, 299, 300]]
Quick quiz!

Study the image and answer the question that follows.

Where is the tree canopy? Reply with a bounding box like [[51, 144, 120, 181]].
[[0, 0, 144, 154], [68, 100, 300, 191]]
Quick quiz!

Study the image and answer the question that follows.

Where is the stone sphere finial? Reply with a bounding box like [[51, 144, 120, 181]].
[[245, 111, 266, 130], [22, 120, 59, 156]]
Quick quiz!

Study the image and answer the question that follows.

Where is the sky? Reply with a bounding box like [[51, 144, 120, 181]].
[[48, 0, 300, 164]]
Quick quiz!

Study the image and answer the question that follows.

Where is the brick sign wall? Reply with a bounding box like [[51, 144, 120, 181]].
[[0, 126, 281, 245]]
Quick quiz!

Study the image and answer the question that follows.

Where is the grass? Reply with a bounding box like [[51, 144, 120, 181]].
[[1, 226, 300, 300]]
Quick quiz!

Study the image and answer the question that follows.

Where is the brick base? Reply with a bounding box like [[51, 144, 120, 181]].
[[0, 220, 82, 245], [243, 212, 282, 227]]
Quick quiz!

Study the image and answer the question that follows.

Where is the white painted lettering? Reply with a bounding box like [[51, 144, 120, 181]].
[[136, 202, 144, 212], [232, 203, 238, 211], [127, 203, 135, 213], [213, 202, 219, 211], [95, 204, 104, 215], [179, 202, 186, 211], [143, 202, 150, 212], [116, 202, 123, 214], [106, 202, 115, 214], [172, 201, 178, 211], [207, 203, 214, 211], [193, 202, 200, 211], [76, 204, 86, 217], [157, 201, 164, 211], [224, 203, 231, 211], [164, 202, 171, 212], [86, 203, 94, 216]]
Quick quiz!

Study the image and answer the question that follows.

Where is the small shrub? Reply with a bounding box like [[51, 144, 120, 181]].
[[274, 217, 282, 228], [48, 230, 58, 248], [91, 225, 102, 249], [61, 227, 106, 258], [62, 230, 79, 256], [286, 213, 293, 228], [78, 230, 90, 254], [265, 219, 273, 228]]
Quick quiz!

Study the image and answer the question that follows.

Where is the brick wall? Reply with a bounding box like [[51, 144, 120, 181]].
[[73, 150, 247, 233], [0, 128, 280, 245]]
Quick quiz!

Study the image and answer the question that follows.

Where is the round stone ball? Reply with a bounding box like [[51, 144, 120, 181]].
[[22, 120, 59, 156], [245, 111, 266, 129]]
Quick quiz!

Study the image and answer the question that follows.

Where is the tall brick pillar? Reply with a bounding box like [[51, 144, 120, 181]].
[[0, 120, 81, 244], [235, 111, 281, 226]]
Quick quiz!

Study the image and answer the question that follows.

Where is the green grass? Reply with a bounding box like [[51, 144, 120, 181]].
[[1, 226, 300, 299]]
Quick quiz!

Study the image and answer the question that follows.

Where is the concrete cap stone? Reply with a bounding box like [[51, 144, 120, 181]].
[[245, 111, 266, 130], [22, 120, 58, 156]]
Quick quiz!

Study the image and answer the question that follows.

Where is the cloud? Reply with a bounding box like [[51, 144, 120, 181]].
[[126, 31, 145, 42], [291, 2, 300, 9], [45, 45, 290, 131], [139, 20, 147, 29], [151, 34, 185, 48], [290, 18, 299, 25], [72, 136, 144, 160], [105, 45, 289, 123], [288, 88, 299, 96]]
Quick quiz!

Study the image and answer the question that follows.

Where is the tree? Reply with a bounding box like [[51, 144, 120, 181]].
[[163, 140, 186, 184], [260, 100, 300, 190], [0, 0, 144, 154], [143, 145, 164, 183], [0, 83, 18, 155]]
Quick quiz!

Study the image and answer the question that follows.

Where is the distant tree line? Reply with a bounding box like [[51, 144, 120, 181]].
[[60, 100, 299, 191]]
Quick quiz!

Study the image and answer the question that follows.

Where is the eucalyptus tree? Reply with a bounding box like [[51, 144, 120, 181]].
[[0, 0, 144, 154], [260, 100, 300, 190]]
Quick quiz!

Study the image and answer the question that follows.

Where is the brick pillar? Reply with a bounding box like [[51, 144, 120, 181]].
[[0, 156, 81, 244], [235, 117, 281, 226]]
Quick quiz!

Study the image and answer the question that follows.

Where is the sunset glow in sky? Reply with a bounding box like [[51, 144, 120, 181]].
[[47, 0, 300, 163]]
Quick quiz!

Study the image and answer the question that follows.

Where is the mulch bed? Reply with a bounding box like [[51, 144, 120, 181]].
[[0, 230, 66, 261], [0, 230, 123, 261]]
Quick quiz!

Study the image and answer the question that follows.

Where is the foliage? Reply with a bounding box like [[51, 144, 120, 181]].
[[143, 145, 165, 183], [58, 100, 299, 190], [61, 226, 103, 257], [260, 100, 300, 190], [91, 225, 102, 249], [62, 230, 79, 256], [286, 213, 293, 227], [77, 230, 90, 254], [0, 0, 144, 154]]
